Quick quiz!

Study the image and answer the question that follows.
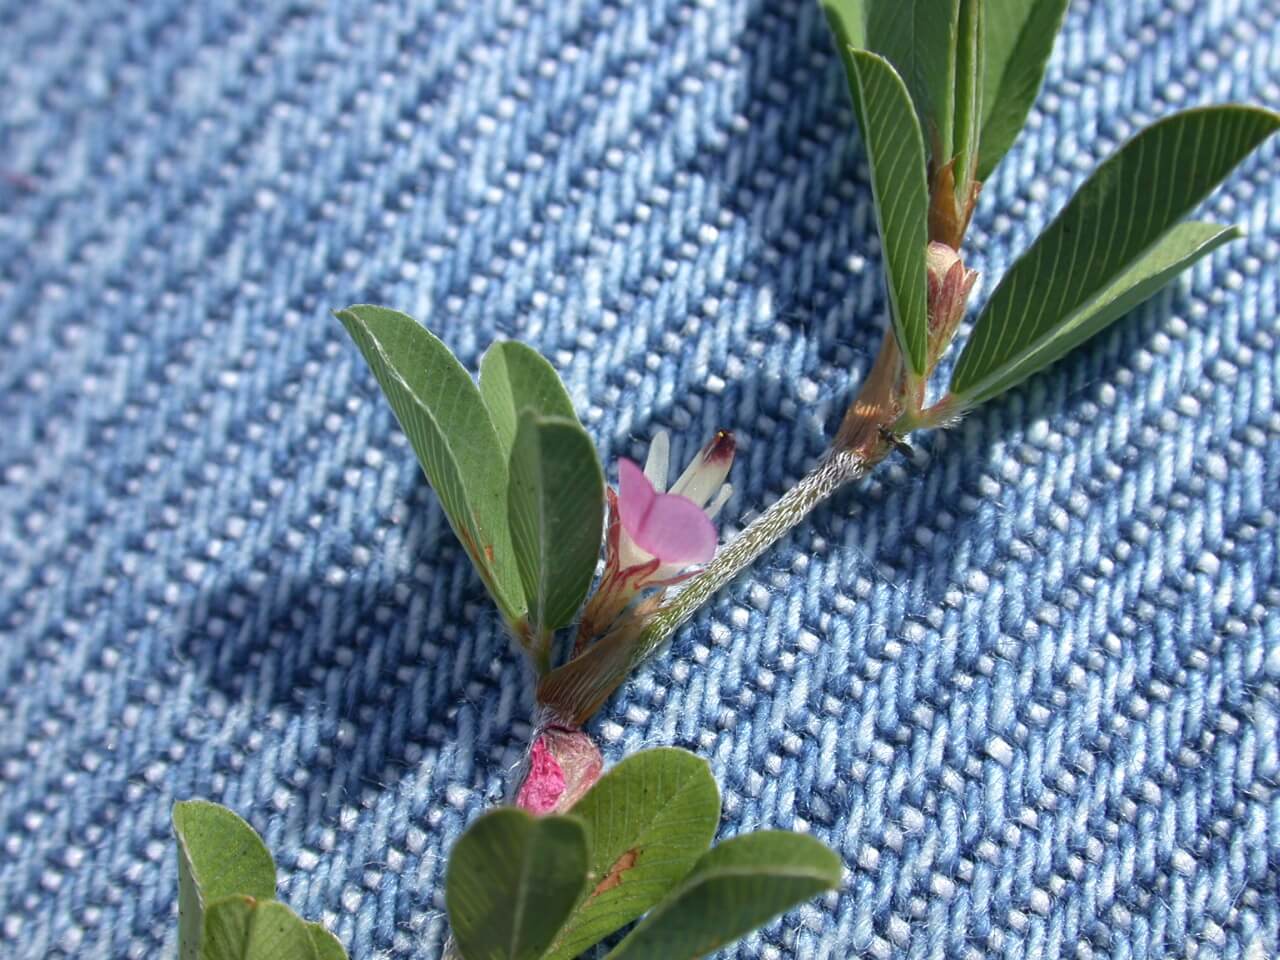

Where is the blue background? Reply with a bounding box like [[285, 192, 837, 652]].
[[2, 1, 1279, 957]]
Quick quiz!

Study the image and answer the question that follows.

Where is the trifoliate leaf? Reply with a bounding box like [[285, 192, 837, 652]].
[[201, 897, 320, 960], [336, 305, 526, 626], [507, 413, 605, 637], [544, 748, 721, 959], [950, 106, 1280, 406], [954, 222, 1240, 405], [446, 809, 590, 960], [824, 43, 931, 378], [173, 801, 276, 960], [824, 0, 961, 165], [306, 923, 348, 960], [603, 831, 842, 960], [479, 340, 579, 456], [977, 0, 1070, 180]]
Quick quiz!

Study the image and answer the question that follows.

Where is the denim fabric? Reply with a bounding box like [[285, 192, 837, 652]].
[[3, 0, 1279, 957]]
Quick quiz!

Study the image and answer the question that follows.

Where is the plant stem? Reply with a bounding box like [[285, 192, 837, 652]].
[[539, 329, 903, 724], [892, 392, 960, 434], [642, 330, 908, 659], [641, 447, 868, 653], [537, 448, 875, 724], [835, 330, 903, 452]]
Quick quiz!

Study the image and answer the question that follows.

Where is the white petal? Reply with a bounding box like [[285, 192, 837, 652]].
[[618, 529, 655, 571], [643, 430, 670, 492], [670, 437, 733, 508], [704, 484, 732, 521]]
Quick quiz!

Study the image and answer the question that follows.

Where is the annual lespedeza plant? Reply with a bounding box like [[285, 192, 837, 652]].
[[172, 3, 1276, 958]]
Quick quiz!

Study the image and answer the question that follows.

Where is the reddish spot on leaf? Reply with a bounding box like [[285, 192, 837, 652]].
[[591, 848, 639, 897], [484, 544, 495, 563]]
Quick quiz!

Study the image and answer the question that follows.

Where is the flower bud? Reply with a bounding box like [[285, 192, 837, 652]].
[[514, 725, 603, 815], [925, 242, 978, 374]]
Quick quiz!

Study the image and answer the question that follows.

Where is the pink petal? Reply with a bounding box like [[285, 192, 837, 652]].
[[618, 458, 717, 565], [617, 459, 657, 533]]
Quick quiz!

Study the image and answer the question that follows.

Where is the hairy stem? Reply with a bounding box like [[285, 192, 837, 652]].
[[538, 450, 874, 724], [539, 329, 904, 724], [643, 448, 867, 647], [640, 328, 907, 667]]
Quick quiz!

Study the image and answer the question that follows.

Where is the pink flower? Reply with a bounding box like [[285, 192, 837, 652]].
[[616, 458, 717, 565], [578, 430, 734, 640]]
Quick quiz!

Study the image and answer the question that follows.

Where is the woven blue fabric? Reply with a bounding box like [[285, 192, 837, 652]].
[[3, 0, 1279, 957]]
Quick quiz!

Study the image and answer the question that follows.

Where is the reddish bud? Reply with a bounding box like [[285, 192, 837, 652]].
[[514, 726, 603, 815], [925, 242, 978, 374]]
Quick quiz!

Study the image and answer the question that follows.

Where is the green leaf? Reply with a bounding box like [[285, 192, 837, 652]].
[[976, 0, 1070, 181], [544, 748, 721, 960], [336, 305, 525, 624], [604, 831, 842, 960], [824, 0, 961, 164], [446, 809, 590, 960], [306, 923, 348, 960], [955, 222, 1241, 405], [174, 801, 277, 960], [479, 340, 579, 455], [951, 0, 983, 202], [951, 106, 1280, 405], [202, 897, 320, 960], [507, 414, 604, 636], [826, 47, 930, 377]]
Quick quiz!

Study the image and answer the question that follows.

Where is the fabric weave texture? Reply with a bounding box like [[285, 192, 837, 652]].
[[3, 0, 1280, 957]]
